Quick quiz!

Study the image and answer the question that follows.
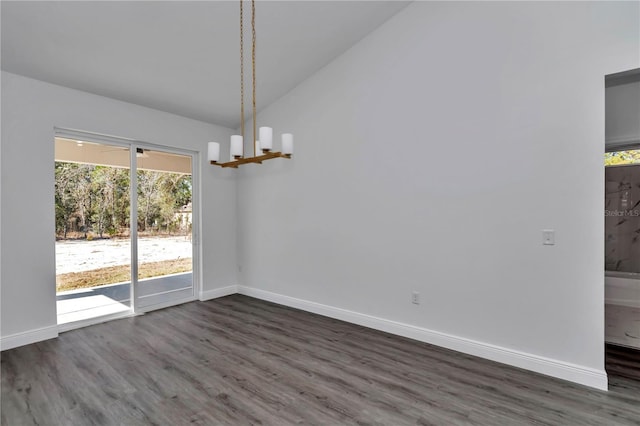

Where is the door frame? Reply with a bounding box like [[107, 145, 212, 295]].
[[131, 142, 200, 314], [54, 127, 201, 325]]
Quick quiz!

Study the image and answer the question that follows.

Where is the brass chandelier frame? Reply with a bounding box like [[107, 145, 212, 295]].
[[210, 0, 292, 168]]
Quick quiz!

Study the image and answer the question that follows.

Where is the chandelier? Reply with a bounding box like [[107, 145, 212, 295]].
[[208, 0, 293, 168]]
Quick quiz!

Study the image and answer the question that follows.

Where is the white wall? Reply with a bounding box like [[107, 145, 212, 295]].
[[606, 80, 640, 146], [1, 71, 238, 342], [237, 1, 639, 388]]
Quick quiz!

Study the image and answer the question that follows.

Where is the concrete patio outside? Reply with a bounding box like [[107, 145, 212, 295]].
[[57, 272, 193, 324], [56, 236, 193, 325]]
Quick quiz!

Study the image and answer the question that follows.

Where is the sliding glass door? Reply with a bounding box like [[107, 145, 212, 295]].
[[134, 148, 194, 309], [55, 138, 132, 325], [55, 133, 197, 327]]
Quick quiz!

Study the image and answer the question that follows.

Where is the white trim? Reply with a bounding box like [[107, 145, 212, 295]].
[[605, 136, 640, 151], [606, 298, 640, 309], [200, 285, 239, 301], [605, 276, 640, 308], [191, 150, 202, 306], [606, 276, 640, 288], [1, 325, 59, 351], [130, 145, 139, 313], [237, 286, 609, 391], [137, 286, 193, 299], [54, 127, 199, 156], [58, 311, 135, 334], [195, 150, 205, 310], [3, 286, 610, 390], [136, 295, 197, 314]]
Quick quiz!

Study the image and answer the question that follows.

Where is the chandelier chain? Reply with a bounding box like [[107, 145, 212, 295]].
[[209, 0, 292, 168], [252, 0, 257, 157], [240, 0, 244, 140]]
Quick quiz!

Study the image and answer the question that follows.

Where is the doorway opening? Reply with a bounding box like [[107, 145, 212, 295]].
[[604, 68, 640, 380], [54, 134, 197, 329]]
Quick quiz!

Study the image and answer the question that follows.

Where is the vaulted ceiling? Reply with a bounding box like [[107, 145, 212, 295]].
[[1, 1, 409, 128]]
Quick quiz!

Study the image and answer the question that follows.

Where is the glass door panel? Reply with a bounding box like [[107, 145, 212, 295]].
[[135, 148, 193, 309], [55, 137, 132, 325]]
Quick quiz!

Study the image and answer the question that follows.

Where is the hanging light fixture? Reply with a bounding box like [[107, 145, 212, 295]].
[[208, 0, 293, 169]]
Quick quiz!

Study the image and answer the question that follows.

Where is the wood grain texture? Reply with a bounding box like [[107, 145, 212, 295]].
[[606, 304, 640, 349], [607, 344, 640, 382], [2, 294, 640, 425]]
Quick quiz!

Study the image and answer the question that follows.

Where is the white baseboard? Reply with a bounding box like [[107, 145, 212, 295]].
[[605, 277, 640, 308], [200, 285, 239, 301], [237, 286, 608, 391], [1, 286, 610, 391], [1, 325, 59, 351]]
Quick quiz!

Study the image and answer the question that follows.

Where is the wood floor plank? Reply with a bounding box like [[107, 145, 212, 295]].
[[2, 294, 640, 425]]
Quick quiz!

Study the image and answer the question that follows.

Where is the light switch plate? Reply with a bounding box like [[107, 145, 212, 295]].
[[542, 229, 555, 245]]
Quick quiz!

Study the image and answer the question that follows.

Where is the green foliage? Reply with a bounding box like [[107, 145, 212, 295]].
[[136, 170, 192, 232], [54, 162, 191, 239], [605, 149, 640, 166]]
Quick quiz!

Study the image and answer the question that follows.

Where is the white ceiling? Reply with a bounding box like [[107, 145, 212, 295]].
[[1, 1, 409, 128]]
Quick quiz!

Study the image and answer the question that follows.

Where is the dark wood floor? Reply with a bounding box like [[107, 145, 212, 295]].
[[606, 343, 640, 382], [2, 295, 640, 425]]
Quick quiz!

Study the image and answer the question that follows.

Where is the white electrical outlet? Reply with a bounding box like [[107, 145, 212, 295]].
[[412, 292, 420, 305]]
